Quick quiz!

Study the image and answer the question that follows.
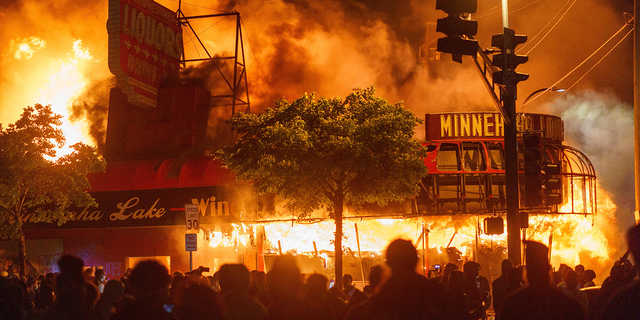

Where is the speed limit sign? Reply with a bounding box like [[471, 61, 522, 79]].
[[185, 204, 199, 233]]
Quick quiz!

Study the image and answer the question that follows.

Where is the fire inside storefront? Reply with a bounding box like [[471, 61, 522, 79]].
[[1, 0, 608, 284]]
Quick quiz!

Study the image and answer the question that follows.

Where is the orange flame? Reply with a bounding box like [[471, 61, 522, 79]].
[[10, 38, 98, 157], [10, 36, 46, 60]]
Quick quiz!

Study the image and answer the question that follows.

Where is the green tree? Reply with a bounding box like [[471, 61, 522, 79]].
[[217, 87, 427, 289], [0, 104, 105, 277]]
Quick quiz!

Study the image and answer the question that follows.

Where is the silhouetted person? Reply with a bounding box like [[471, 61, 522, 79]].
[[599, 223, 640, 319], [363, 265, 383, 297], [303, 273, 347, 320], [342, 273, 366, 313], [0, 276, 27, 320], [40, 255, 98, 320], [218, 264, 267, 320], [583, 269, 596, 287], [443, 270, 473, 320], [265, 254, 310, 320], [492, 259, 514, 318], [174, 282, 224, 320], [559, 270, 588, 314], [505, 266, 524, 295], [111, 259, 174, 320], [440, 263, 459, 290], [90, 279, 125, 320], [344, 239, 444, 320], [463, 261, 490, 320], [498, 241, 585, 320]]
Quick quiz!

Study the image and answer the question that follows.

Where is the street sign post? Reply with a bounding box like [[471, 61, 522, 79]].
[[185, 203, 199, 272], [185, 203, 199, 233], [185, 234, 197, 251], [185, 233, 197, 272]]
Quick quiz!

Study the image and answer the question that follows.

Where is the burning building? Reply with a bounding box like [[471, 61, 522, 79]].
[[0, 0, 621, 284]]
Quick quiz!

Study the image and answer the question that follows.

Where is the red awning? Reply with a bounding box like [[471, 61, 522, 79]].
[[87, 157, 236, 192]]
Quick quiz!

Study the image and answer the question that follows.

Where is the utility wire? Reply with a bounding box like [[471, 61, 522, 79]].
[[522, 22, 632, 108], [543, 26, 634, 111], [517, 0, 575, 54], [182, 15, 230, 46]]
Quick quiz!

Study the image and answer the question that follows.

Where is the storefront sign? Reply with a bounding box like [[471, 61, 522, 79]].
[[425, 112, 564, 143], [107, 0, 183, 108], [22, 186, 239, 230]]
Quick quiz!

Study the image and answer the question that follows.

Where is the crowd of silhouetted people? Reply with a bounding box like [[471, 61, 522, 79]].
[[3, 224, 640, 320]]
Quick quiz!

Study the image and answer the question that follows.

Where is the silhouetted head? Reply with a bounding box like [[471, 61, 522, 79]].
[[501, 259, 514, 275], [129, 260, 170, 299], [565, 270, 579, 289], [448, 270, 466, 293], [342, 274, 353, 288], [219, 264, 250, 295], [463, 261, 480, 279], [101, 279, 125, 303], [385, 239, 418, 273], [584, 269, 596, 282], [444, 263, 458, 275], [524, 241, 550, 286], [267, 254, 301, 302], [575, 264, 585, 274], [369, 265, 384, 289], [306, 273, 328, 299]]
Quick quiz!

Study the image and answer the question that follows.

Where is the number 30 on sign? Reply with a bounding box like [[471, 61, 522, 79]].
[[185, 204, 199, 233]]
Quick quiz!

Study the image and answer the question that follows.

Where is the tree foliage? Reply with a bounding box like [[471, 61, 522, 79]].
[[0, 104, 106, 240], [218, 86, 427, 215], [217, 87, 427, 289]]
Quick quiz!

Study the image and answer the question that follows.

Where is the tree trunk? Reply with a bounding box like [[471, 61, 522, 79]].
[[334, 195, 344, 292], [18, 225, 26, 279]]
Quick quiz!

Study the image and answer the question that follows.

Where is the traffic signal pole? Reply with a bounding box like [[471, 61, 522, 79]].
[[435, 0, 524, 264], [503, 85, 522, 265], [500, 3, 522, 265]]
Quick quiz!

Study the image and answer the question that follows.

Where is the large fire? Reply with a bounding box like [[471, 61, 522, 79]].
[[1, 0, 629, 282], [206, 183, 618, 278], [8, 36, 100, 157]]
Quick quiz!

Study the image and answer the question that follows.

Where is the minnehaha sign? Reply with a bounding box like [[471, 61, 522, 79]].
[[107, 0, 183, 109], [425, 112, 564, 143], [21, 186, 240, 230]]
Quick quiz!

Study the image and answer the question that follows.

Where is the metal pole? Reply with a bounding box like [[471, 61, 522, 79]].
[[422, 223, 427, 277], [635, 0, 640, 225], [189, 251, 192, 273], [355, 224, 366, 287], [505, 87, 522, 265], [501, 0, 509, 28]]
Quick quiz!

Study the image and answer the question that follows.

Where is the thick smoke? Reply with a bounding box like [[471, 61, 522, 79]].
[[549, 91, 635, 228]]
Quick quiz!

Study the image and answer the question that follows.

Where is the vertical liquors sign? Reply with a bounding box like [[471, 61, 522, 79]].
[[107, 0, 183, 108]]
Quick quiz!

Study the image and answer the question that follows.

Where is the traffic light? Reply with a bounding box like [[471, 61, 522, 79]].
[[542, 162, 563, 205], [491, 28, 529, 87], [522, 133, 543, 207], [484, 217, 504, 235], [435, 0, 478, 63]]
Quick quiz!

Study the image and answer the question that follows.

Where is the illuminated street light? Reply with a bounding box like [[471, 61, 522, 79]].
[[522, 86, 565, 106]]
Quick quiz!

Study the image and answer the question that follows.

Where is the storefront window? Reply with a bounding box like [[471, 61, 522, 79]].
[[487, 142, 504, 170], [462, 142, 486, 171], [437, 143, 460, 171]]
